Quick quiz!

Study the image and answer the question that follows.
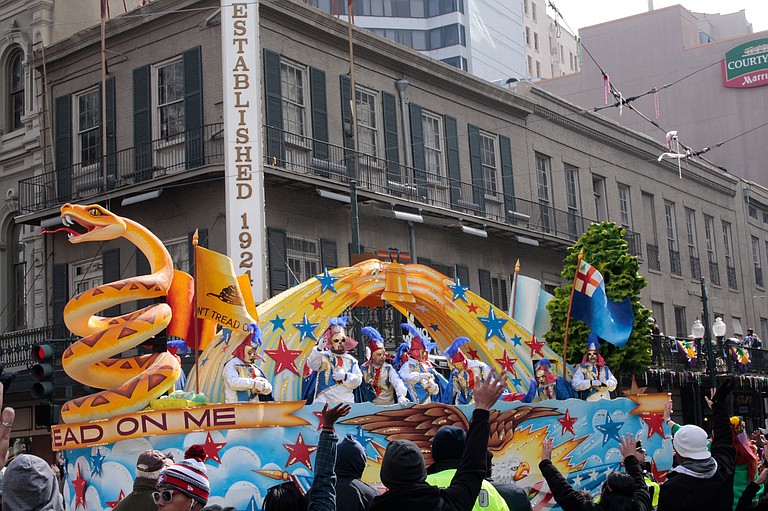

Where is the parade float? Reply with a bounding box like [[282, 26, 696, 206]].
[[45, 204, 674, 511]]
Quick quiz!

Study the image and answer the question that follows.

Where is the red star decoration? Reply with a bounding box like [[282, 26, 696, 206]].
[[283, 433, 318, 469], [202, 431, 227, 464], [641, 413, 666, 439], [558, 409, 578, 435], [467, 303, 479, 314], [106, 489, 126, 508], [313, 410, 324, 431], [526, 335, 546, 357], [311, 298, 324, 310], [651, 458, 669, 483], [467, 346, 479, 360], [265, 337, 303, 376], [495, 350, 517, 374], [72, 463, 87, 509]]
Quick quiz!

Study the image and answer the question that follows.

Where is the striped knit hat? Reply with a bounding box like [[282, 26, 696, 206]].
[[156, 447, 210, 505]]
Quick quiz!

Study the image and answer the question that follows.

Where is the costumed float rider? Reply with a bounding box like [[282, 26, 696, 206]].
[[304, 316, 363, 404], [223, 325, 274, 403], [443, 336, 490, 405], [360, 326, 411, 406], [395, 323, 451, 404], [571, 332, 617, 401], [522, 359, 576, 402]]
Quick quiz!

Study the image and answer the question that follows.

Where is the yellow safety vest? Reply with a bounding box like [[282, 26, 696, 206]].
[[426, 469, 509, 511], [645, 475, 660, 507]]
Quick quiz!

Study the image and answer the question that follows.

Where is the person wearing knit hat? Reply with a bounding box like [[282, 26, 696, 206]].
[[359, 326, 410, 406], [443, 337, 490, 405], [305, 317, 362, 405], [154, 445, 210, 510], [571, 332, 617, 401], [223, 326, 274, 403], [113, 450, 173, 511], [396, 323, 450, 404]]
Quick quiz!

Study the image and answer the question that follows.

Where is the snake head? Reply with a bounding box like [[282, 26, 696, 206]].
[[57, 203, 127, 244]]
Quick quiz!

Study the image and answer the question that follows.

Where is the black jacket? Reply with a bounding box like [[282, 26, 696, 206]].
[[335, 434, 379, 511], [735, 481, 768, 511], [539, 455, 651, 511], [657, 383, 735, 511], [370, 409, 490, 511]]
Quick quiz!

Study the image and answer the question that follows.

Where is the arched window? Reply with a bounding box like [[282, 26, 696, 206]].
[[8, 50, 24, 131]]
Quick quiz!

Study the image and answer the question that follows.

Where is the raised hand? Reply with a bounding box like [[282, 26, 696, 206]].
[[473, 371, 509, 411], [0, 383, 15, 469], [320, 402, 351, 432], [619, 433, 642, 461], [541, 437, 554, 461]]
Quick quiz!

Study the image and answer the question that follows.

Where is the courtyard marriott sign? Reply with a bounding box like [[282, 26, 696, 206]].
[[722, 38, 768, 88]]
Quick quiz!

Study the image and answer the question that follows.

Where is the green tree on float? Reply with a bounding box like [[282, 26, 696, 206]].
[[545, 221, 652, 375]]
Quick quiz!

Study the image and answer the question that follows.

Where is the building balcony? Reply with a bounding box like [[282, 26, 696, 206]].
[[709, 260, 720, 286], [18, 124, 225, 214], [19, 124, 641, 248], [689, 255, 701, 280], [646, 243, 661, 271], [669, 249, 682, 276], [649, 335, 768, 376]]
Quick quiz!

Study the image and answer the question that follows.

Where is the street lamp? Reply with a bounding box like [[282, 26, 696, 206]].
[[712, 317, 727, 374], [691, 319, 705, 339], [699, 276, 716, 387]]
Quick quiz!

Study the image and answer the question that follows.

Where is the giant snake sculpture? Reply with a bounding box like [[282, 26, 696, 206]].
[[47, 204, 182, 423]]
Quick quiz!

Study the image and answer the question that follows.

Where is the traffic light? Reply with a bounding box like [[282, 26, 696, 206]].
[[35, 403, 60, 428], [31, 343, 55, 399]]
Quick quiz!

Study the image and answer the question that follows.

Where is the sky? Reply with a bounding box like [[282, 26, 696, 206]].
[[549, 0, 768, 35]]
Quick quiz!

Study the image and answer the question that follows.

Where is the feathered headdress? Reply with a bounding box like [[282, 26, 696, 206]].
[[232, 325, 266, 362], [167, 339, 190, 357], [362, 326, 386, 363], [400, 322, 436, 360], [322, 316, 358, 351], [443, 336, 470, 367]]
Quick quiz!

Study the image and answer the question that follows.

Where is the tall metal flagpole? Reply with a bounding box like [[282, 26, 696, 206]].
[[192, 229, 200, 394], [562, 250, 584, 378], [511, 259, 520, 320]]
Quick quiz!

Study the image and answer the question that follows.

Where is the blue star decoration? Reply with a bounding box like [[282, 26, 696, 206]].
[[429, 323, 440, 332], [510, 376, 522, 387], [353, 425, 381, 461], [293, 313, 319, 341], [478, 307, 507, 341], [510, 335, 522, 347], [595, 413, 625, 446], [449, 278, 469, 302], [270, 314, 287, 332], [89, 448, 105, 477], [247, 496, 259, 511], [315, 267, 339, 294]]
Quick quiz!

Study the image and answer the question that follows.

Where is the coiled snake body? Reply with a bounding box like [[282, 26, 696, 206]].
[[53, 204, 181, 423]]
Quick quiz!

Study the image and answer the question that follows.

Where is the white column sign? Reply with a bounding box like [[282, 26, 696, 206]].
[[221, 0, 267, 303]]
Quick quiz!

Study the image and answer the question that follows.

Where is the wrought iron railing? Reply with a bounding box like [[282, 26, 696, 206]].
[[669, 249, 682, 276], [0, 325, 72, 370], [624, 231, 642, 258], [709, 260, 720, 286], [689, 255, 701, 280], [727, 265, 738, 290], [647, 244, 661, 271], [18, 124, 224, 213], [262, 127, 635, 243]]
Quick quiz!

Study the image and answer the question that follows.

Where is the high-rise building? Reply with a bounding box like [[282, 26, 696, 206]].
[[306, 0, 579, 83], [539, 5, 768, 186]]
